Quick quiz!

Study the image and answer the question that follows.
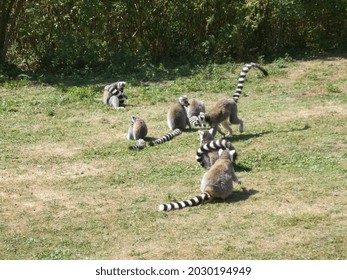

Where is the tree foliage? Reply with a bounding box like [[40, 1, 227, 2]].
[[2, 0, 347, 73], [0, 0, 26, 62]]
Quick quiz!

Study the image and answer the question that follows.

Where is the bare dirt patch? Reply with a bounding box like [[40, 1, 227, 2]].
[[21, 142, 81, 159]]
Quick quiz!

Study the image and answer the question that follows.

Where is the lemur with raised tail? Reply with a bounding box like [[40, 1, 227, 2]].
[[199, 63, 268, 137], [232, 62, 268, 102]]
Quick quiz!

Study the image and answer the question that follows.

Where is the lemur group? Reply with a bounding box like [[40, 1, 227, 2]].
[[103, 63, 269, 212]]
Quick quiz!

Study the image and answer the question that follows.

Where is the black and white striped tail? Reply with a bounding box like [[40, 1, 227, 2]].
[[104, 81, 126, 93], [149, 129, 182, 146], [105, 82, 127, 106], [196, 139, 237, 167], [189, 116, 208, 127], [159, 192, 211, 211], [233, 62, 268, 102], [128, 139, 146, 150]]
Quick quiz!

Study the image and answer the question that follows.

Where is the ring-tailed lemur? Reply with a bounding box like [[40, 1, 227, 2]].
[[128, 139, 146, 150], [167, 95, 191, 130], [127, 115, 148, 140], [103, 81, 127, 109], [196, 138, 237, 168], [197, 129, 218, 169], [189, 115, 208, 127], [159, 149, 241, 211], [149, 129, 182, 146], [198, 98, 242, 137], [197, 62, 268, 136], [186, 99, 206, 127]]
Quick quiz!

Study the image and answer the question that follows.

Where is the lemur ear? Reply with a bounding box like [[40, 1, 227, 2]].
[[208, 128, 214, 134], [229, 150, 236, 161], [218, 149, 223, 156]]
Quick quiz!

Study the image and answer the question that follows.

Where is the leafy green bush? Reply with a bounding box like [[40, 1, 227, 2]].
[[2, 0, 347, 74]]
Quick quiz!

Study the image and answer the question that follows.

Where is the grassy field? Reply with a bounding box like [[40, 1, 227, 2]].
[[0, 57, 346, 260]]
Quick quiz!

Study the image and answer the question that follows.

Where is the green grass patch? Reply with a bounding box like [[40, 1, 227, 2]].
[[0, 58, 346, 260]]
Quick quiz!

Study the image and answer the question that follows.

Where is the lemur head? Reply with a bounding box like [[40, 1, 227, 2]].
[[178, 95, 190, 107], [130, 115, 139, 124], [218, 149, 237, 161], [117, 81, 126, 92], [198, 129, 214, 144], [198, 112, 210, 126], [218, 148, 237, 162]]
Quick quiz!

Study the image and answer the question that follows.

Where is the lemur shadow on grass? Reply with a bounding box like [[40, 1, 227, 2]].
[[186, 127, 202, 133], [212, 188, 259, 205], [225, 124, 311, 142], [233, 162, 252, 172], [225, 130, 272, 142], [143, 136, 158, 142]]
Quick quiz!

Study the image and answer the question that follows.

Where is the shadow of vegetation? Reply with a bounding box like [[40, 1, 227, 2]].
[[264, 50, 347, 65], [4, 52, 347, 88], [212, 187, 259, 204], [29, 60, 205, 88]]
